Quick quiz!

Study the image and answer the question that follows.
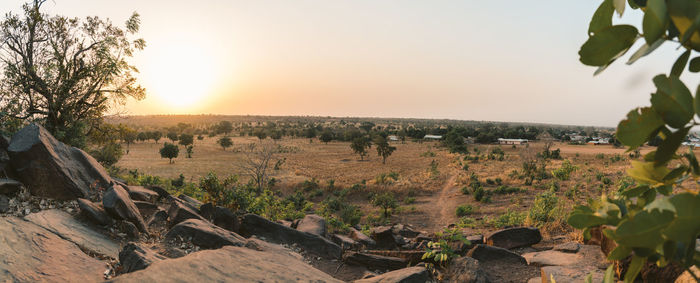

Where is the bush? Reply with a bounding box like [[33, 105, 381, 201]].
[[301, 178, 320, 192], [460, 186, 470, 195], [552, 159, 578, 181], [528, 191, 559, 226], [455, 204, 474, 217], [489, 209, 525, 228], [372, 192, 398, 218], [89, 143, 123, 166], [403, 197, 416, 204], [494, 185, 522, 195]]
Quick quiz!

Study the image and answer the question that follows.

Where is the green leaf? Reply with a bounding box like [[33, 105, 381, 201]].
[[627, 38, 665, 65], [679, 15, 700, 46], [624, 256, 646, 283], [671, 50, 691, 77], [603, 264, 615, 283], [655, 126, 690, 165], [579, 25, 639, 67], [616, 107, 664, 149], [663, 193, 700, 243], [614, 0, 626, 16], [689, 57, 700, 72], [627, 160, 670, 185], [642, 0, 668, 44], [590, 0, 615, 35], [613, 209, 674, 249], [695, 84, 700, 120], [650, 75, 694, 128], [621, 185, 651, 198], [663, 165, 688, 181], [568, 212, 607, 229], [683, 149, 700, 175], [608, 245, 632, 260]]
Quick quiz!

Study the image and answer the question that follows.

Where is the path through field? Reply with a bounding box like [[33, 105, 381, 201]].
[[425, 173, 459, 232]]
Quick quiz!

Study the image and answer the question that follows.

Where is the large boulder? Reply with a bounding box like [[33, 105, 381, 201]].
[[467, 244, 526, 264], [164, 219, 246, 249], [240, 213, 343, 259], [392, 224, 421, 238], [7, 124, 111, 199], [77, 198, 113, 226], [25, 209, 121, 259], [168, 198, 206, 227], [350, 227, 377, 248], [446, 256, 490, 283], [371, 226, 399, 250], [484, 227, 542, 249], [119, 242, 166, 273], [0, 216, 105, 281], [344, 251, 408, 271], [331, 233, 361, 250], [467, 245, 539, 282], [0, 178, 23, 195], [103, 184, 148, 232], [354, 266, 430, 283], [125, 186, 159, 203], [199, 203, 239, 233], [178, 194, 203, 208], [296, 214, 327, 237], [107, 245, 342, 283]]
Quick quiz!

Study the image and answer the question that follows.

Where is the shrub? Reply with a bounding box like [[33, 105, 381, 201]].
[[552, 159, 578, 181], [455, 204, 474, 217], [460, 186, 470, 195], [301, 178, 320, 192], [456, 216, 477, 228], [494, 185, 522, 195], [89, 143, 123, 166], [403, 197, 416, 204], [372, 192, 398, 218], [528, 191, 559, 226], [489, 209, 525, 228]]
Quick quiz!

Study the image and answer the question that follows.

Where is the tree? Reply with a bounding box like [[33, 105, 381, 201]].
[[89, 143, 123, 167], [150, 131, 162, 143], [159, 142, 179, 164], [178, 133, 194, 147], [0, 1, 145, 147], [216, 121, 233, 135], [217, 137, 232, 151], [351, 137, 371, 160], [136, 132, 148, 143], [185, 145, 193, 158], [118, 124, 137, 155], [254, 130, 267, 140], [375, 136, 396, 164], [238, 142, 276, 193], [360, 121, 375, 133], [372, 192, 397, 218], [270, 131, 282, 141], [566, 2, 700, 282], [319, 130, 334, 144], [167, 131, 178, 142]]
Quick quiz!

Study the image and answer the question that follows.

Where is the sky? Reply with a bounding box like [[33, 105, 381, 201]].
[[0, 0, 690, 127]]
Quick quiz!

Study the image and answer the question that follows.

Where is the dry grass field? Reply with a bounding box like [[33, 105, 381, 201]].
[[116, 135, 665, 236]]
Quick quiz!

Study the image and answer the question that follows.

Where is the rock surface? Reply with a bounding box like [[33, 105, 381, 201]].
[[446, 256, 490, 283], [7, 124, 112, 199], [296, 214, 327, 237], [467, 244, 526, 264], [354, 266, 430, 283], [371, 225, 399, 250], [350, 227, 377, 248], [540, 266, 604, 283], [25, 209, 121, 259], [240, 213, 343, 259], [164, 219, 246, 249], [119, 242, 166, 273], [103, 184, 147, 232], [78, 198, 113, 226], [167, 197, 206, 227], [485, 227, 542, 249], [107, 245, 343, 282], [0, 178, 23, 195], [125, 186, 159, 202], [523, 244, 607, 269], [344, 251, 408, 271], [199, 203, 239, 233], [0, 216, 105, 282]]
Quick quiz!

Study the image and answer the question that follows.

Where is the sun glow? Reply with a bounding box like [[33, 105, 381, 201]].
[[143, 41, 218, 111]]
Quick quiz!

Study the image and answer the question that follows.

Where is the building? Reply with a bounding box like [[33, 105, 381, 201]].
[[423, 135, 442, 140], [498, 138, 528, 145], [587, 137, 610, 145], [387, 135, 399, 142]]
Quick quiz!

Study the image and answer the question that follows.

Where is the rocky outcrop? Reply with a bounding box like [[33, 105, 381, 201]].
[[484, 227, 542, 249], [467, 244, 539, 282], [371, 226, 400, 250], [447, 256, 490, 283], [296, 214, 327, 237], [199, 203, 239, 233], [332, 233, 361, 250], [540, 266, 604, 283], [7, 124, 111, 200], [344, 251, 408, 271], [77, 198, 113, 226], [0, 216, 105, 282], [354, 266, 430, 283], [103, 184, 148, 232], [107, 245, 343, 283], [25, 209, 121, 259], [178, 194, 203, 208], [119, 242, 166, 273], [240, 213, 342, 259], [164, 219, 246, 249], [125, 186, 159, 202], [350, 227, 377, 248], [468, 244, 526, 264], [167, 198, 206, 227]]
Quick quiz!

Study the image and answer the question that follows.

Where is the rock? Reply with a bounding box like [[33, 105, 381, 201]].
[[133, 201, 159, 218], [467, 244, 526, 264], [553, 242, 581, 253], [119, 242, 166, 273], [296, 214, 327, 237], [676, 266, 700, 283], [0, 135, 9, 172], [77, 198, 113, 226], [148, 209, 168, 228], [240, 213, 343, 259], [0, 216, 105, 281], [522, 244, 607, 269], [392, 224, 421, 238], [244, 236, 304, 260], [199, 203, 240, 233], [344, 251, 408, 271], [468, 235, 484, 245], [351, 227, 377, 248], [103, 184, 148, 232], [146, 185, 170, 200], [125, 185, 159, 202], [25, 209, 121, 259], [371, 225, 399, 250], [119, 221, 140, 239], [331, 233, 361, 250], [0, 178, 22, 195], [107, 245, 342, 283], [168, 198, 206, 227], [484, 227, 542, 249], [541, 266, 604, 283], [0, 194, 9, 213], [446, 256, 490, 283], [7, 124, 111, 199], [586, 225, 618, 255], [354, 266, 430, 283], [178, 194, 203, 208], [164, 219, 245, 249]]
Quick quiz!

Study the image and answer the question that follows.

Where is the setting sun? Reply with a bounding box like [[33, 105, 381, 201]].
[[143, 41, 218, 110]]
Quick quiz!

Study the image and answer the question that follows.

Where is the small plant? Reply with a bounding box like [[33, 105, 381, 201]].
[[494, 185, 522, 195], [455, 204, 474, 217], [460, 186, 470, 195], [528, 191, 559, 226], [428, 160, 440, 177], [422, 228, 469, 268], [403, 196, 416, 204], [489, 209, 525, 228], [456, 216, 477, 228], [372, 192, 398, 218], [552, 159, 578, 181]]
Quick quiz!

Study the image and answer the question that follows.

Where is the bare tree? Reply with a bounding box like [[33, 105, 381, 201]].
[[238, 142, 276, 193]]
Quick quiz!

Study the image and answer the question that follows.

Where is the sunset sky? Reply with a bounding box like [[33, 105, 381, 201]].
[[0, 0, 689, 127]]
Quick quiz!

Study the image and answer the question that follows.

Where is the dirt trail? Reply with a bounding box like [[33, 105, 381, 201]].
[[425, 173, 460, 232]]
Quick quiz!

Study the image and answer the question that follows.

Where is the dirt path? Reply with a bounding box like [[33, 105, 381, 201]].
[[425, 173, 460, 232]]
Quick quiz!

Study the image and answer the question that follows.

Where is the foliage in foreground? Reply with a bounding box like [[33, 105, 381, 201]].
[[569, 1, 700, 281]]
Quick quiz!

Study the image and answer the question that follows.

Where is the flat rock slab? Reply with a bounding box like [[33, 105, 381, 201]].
[[25, 209, 121, 259], [107, 245, 342, 283], [344, 251, 408, 271], [164, 219, 246, 249], [354, 266, 430, 283], [485, 227, 542, 249], [523, 244, 607, 269], [541, 266, 604, 283], [552, 242, 580, 253], [0, 216, 105, 282]]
